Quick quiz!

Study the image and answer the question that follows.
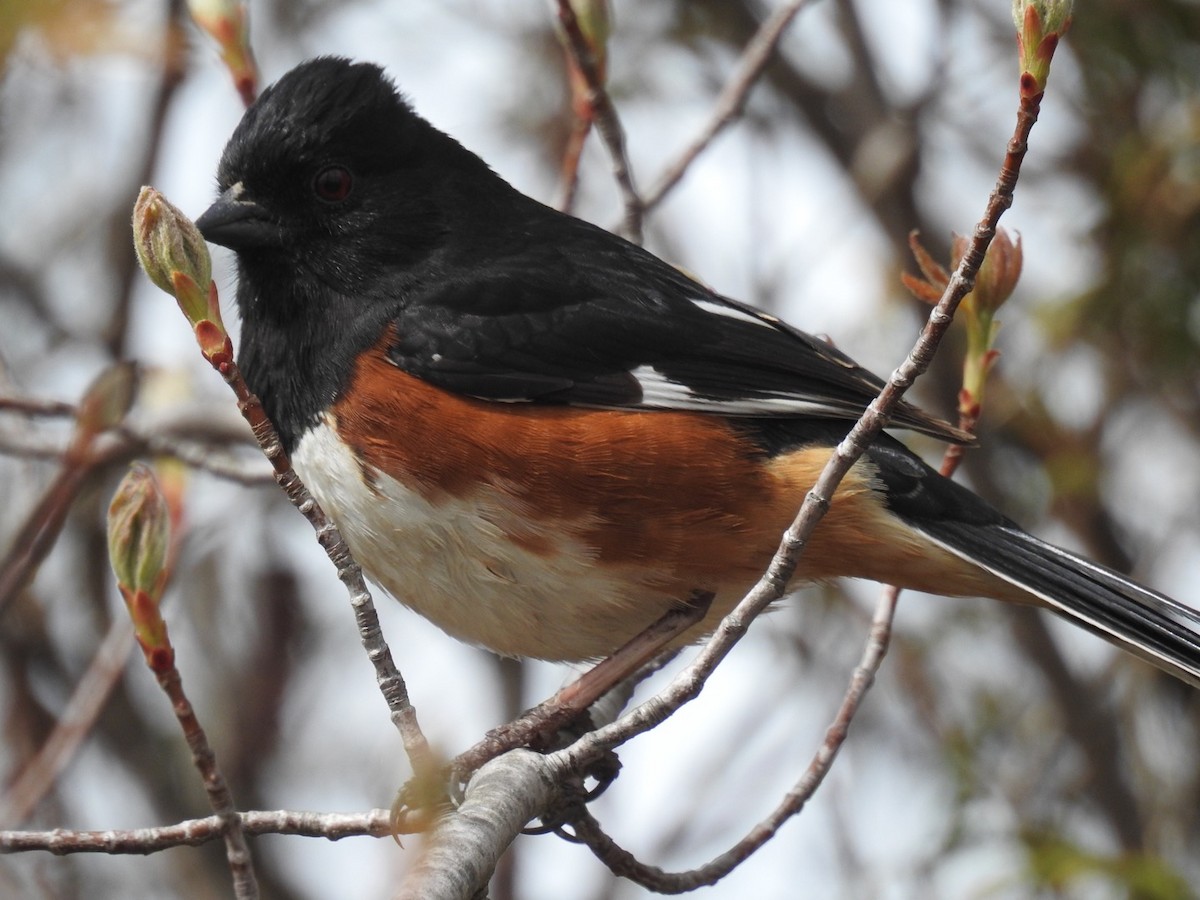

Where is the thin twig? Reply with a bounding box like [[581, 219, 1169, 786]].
[[0, 426, 272, 486], [554, 0, 644, 242], [105, 0, 188, 358], [0, 809, 398, 855], [0, 451, 95, 614], [642, 0, 816, 214], [151, 658, 257, 897], [761, 275, 983, 835], [207, 350, 432, 777], [756, 343, 978, 837], [568, 587, 898, 892]]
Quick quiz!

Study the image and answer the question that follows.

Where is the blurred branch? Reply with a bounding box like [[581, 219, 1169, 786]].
[[0, 256, 68, 343], [0, 421, 271, 486], [954, 400, 1164, 854], [643, 0, 816, 213], [555, 0, 609, 214], [103, 0, 188, 358], [689, 0, 928, 250], [0, 808, 396, 854], [0, 618, 134, 827], [1, 386, 273, 486], [0, 431, 95, 588], [554, 0, 643, 242], [1006, 608, 1145, 850], [0, 396, 76, 417]]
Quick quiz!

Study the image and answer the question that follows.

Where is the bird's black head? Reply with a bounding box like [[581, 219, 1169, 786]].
[[197, 57, 497, 308], [195, 57, 504, 450]]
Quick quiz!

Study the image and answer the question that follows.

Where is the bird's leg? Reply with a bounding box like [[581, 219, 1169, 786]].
[[448, 589, 715, 782]]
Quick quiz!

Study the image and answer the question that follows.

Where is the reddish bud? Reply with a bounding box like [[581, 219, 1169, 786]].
[[970, 228, 1023, 315], [188, 0, 258, 105], [557, 0, 612, 120], [1012, 0, 1073, 94], [194, 319, 234, 365], [901, 231, 950, 305]]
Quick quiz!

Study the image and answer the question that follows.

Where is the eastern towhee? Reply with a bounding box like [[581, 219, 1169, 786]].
[[195, 57, 1200, 685]]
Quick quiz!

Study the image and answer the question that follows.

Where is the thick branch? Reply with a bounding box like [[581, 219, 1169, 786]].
[[396, 751, 559, 900]]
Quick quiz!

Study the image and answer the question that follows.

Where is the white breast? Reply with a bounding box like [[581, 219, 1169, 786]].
[[291, 419, 680, 660]]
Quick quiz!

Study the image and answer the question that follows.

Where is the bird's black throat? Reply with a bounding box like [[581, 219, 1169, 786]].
[[232, 252, 399, 456]]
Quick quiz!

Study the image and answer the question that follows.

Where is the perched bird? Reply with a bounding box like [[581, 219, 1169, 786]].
[[196, 57, 1200, 685]]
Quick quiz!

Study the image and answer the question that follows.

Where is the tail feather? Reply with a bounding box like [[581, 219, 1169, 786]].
[[912, 519, 1200, 688]]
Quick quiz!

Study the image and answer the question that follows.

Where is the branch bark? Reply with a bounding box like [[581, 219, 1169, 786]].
[[396, 751, 560, 900]]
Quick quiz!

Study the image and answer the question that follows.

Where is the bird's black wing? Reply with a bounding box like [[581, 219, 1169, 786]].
[[387, 218, 968, 443]]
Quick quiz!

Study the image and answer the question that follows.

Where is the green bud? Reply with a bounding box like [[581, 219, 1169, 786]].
[[170, 271, 211, 329], [1012, 0, 1073, 36], [133, 187, 233, 364], [1012, 0, 1073, 94], [132, 186, 212, 298], [573, 0, 611, 71], [107, 463, 171, 602]]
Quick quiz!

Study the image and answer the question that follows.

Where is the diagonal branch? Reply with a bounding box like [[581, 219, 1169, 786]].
[[643, 0, 817, 213], [0, 618, 135, 827], [554, 0, 644, 242], [550, 87, 1044, 889]]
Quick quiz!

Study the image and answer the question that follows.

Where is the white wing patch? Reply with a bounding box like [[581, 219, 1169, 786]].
[[690, 296, 780, 328], [628, 365, 850, 417]]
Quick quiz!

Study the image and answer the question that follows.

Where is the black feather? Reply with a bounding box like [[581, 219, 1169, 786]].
[[915, 520, 1200, 687], [867, 436, 1200, 685]]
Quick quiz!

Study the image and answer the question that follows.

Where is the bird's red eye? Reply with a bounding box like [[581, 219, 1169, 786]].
[[313, 165, 353, 202]]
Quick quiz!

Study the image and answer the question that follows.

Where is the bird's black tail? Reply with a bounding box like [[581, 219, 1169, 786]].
[[911, 518, 1200, 688]]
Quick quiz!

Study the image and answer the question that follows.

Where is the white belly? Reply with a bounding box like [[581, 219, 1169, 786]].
[[292, 420, 680, 660]]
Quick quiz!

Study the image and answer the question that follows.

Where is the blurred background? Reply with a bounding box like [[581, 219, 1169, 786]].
[[1, 1, 1199, 897]]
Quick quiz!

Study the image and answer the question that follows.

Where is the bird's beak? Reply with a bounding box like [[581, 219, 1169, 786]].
[[195, 182, 284, 250]]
